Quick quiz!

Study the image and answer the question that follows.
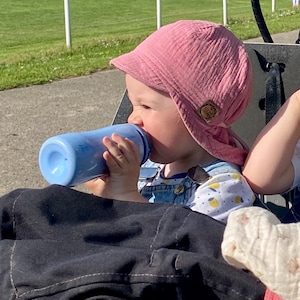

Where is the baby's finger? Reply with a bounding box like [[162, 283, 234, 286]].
[[102, 136, 125, 167], [111, 133, 140, 163]]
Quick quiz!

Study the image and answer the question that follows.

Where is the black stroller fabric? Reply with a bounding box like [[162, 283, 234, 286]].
[[0, 185, 265, 300]]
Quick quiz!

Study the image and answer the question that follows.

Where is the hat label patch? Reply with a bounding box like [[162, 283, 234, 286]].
[[197, 100, 219, 122]]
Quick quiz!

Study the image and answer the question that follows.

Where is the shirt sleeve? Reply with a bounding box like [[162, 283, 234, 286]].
[[186, 172, 255, 223]]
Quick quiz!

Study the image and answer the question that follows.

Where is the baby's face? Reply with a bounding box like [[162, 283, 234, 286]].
[[125, 74, 200, 164]]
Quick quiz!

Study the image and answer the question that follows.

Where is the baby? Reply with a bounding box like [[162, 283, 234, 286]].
[[86, 20, 255, 223]]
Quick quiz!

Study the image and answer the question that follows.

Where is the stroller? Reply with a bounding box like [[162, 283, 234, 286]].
[[1, 1, 300, 299]]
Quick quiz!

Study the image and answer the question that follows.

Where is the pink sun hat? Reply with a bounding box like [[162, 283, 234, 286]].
[[110, 20, 253, 166]]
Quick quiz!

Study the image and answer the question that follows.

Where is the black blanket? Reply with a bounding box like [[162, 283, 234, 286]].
[[0, 185, 265, 299]]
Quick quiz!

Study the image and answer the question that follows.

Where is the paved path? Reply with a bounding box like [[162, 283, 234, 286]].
[[246, 29, 299, 44], [1, 29, 299, 196], [0, 71, 125, 195]]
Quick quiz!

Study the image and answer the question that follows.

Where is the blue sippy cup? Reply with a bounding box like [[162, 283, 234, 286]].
[[39, 124, 151, 187]]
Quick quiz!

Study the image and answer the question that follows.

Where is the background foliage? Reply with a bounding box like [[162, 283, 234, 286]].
[[0, 0, 299, 90]]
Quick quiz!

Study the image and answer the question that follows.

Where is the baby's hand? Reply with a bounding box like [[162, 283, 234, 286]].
[[85, 133, 146, 202]]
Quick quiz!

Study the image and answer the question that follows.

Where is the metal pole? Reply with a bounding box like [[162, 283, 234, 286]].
[[64, 0, 72, 48], [223, 0, 227, 25], [272, 0, 275, 12], [156, 0, 161, 29]]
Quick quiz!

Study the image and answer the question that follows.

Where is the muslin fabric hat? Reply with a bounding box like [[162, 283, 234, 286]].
[[110, 20, 253, 166]]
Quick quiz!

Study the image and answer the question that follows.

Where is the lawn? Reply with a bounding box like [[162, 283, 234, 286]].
[[0, 0, 299, 90]]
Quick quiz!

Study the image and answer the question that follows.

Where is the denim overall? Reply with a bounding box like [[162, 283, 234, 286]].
[[139, 159, 241, 205]]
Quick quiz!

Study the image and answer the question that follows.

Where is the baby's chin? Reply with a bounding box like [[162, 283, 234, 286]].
[[149, 153, 173, 165]]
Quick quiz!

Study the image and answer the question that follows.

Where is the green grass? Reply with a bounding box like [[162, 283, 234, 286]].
[[0, 0, 299, 90]]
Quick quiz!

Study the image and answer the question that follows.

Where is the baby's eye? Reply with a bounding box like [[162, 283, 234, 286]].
[[141, 104, 151, 109]]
